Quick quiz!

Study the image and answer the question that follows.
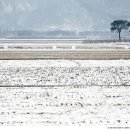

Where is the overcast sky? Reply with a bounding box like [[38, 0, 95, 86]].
[[0, 0, 130, 32]]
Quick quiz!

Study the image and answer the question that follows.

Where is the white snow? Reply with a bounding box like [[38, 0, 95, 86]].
[[0, 60, 130, 126], [0, 60, 130, 86]]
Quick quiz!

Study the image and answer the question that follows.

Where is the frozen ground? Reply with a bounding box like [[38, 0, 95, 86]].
[[0, 60, 130, 126], [0, 60, 130, 86]]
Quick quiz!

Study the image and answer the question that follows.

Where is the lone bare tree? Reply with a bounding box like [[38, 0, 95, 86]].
[[111, 20, 130, 41]]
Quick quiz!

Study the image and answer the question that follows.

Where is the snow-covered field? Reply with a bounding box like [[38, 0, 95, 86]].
[[0, 39, 130, 50], [0, 60, 130, 86], [0, 43, 130, 50], [0, 60, 130, 126]]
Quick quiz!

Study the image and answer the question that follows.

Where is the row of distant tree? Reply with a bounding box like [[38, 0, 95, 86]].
[[111, 20, 130, 41]]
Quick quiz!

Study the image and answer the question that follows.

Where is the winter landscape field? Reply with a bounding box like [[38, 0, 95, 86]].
[[0, 60, 130, 126], [1, 0, 130, 129], [0, 39, 130, 127]]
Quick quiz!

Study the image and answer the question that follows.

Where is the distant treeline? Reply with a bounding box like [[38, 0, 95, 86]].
[[0, 30, 129, 40]]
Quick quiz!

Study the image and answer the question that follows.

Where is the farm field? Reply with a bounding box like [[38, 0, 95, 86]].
[[0, 60, 130, 126], [1, 0, 130, 128]]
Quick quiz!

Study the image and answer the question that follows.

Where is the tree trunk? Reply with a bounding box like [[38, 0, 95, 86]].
[[119, 31, 121, 41]]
